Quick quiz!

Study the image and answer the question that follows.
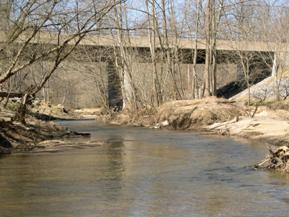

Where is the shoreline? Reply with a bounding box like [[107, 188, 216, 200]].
[[104, 116, 275, 147], [2, 97, 289, 174], [97, 98, 289, 150], [2, 108, 289, 173], [1, 109, 285, 154]]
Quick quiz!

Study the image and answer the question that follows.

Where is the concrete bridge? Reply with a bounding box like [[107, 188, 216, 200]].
[[1, 31, 289, 52], [1, 30, 288, 71], [0, 29, 289, 107]]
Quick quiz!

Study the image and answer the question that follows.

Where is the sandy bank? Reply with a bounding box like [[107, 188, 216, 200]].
[[207, 108, 289, 146]]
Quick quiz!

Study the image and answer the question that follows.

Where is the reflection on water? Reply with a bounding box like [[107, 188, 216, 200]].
[[0, 120, 289, 217]]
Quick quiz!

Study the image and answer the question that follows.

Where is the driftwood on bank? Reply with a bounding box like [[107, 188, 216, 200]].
[[256, 146, 289, 173]]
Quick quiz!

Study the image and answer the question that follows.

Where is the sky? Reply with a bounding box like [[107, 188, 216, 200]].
[[125, 0, 289, 24]]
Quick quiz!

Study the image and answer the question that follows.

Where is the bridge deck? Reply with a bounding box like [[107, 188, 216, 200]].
[[0, 31, 288, 52]]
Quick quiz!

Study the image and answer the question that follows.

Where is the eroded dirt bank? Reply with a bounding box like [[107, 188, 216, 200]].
[[156, 98, 244, 129], [0, 117, 93, 154], [0, 102, 91, 154]]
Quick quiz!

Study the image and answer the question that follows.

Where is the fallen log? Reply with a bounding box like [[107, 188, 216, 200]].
[[256, 146, 289, 173]]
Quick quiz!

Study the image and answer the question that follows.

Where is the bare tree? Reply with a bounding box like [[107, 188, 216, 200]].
[[0, 0, 123, 122]]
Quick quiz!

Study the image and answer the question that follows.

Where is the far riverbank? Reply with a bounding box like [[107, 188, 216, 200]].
[[97, 97, 289, 148]]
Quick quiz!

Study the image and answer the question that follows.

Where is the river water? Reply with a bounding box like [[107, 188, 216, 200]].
[[0, 120, 289, 217]]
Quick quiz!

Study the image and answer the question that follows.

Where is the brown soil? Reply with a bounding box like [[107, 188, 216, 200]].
[[156, 97, 244, 129], [0, 99, 98, 154], [0, 118, 68, 154], [0, 116, 91, 154], [102, 97, 245, 130]]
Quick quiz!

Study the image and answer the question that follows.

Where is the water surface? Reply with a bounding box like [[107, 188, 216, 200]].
[[0, 120, 289, 217]]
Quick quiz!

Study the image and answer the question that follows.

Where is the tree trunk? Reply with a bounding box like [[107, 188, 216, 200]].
[[13, 94, 29, 124], [203, 0, 212, 97]]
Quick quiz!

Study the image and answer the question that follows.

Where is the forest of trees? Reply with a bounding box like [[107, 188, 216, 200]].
[[0, 0, 288, 118]]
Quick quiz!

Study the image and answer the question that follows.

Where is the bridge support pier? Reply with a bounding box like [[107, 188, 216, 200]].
[[106, 58, 123, 111]]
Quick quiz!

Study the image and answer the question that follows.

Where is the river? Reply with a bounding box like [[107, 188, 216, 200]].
[[0, 120, 289, 217]]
